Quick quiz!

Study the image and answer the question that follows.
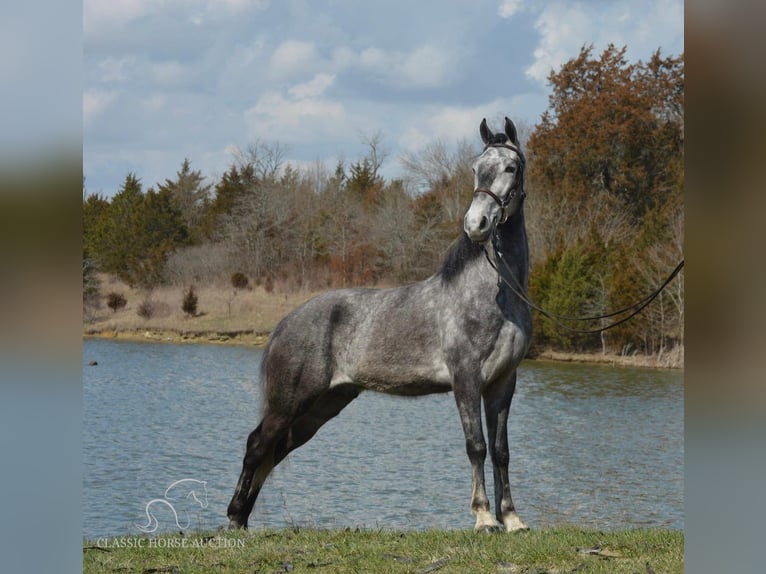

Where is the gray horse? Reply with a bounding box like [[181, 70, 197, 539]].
[[228, 117, 531, 533]]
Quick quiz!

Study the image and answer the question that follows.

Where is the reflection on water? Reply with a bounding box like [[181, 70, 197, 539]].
[[82, 340, 682, 538]]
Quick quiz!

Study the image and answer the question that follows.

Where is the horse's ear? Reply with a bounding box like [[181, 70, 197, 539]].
[[480, 118, 492, 145], [504, 117, 519, 147]]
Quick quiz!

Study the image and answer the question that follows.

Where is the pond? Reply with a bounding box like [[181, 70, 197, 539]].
[[82, 339, 682, 539]]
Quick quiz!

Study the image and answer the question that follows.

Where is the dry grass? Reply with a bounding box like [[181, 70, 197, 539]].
[[534, 346, 684, 370], [84, 274, 322, 344]]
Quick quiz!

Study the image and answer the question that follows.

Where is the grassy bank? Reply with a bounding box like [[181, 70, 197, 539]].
[[83, 527, 683, 573], [84, 274, 322, 342], [84, 275, 683, 369]]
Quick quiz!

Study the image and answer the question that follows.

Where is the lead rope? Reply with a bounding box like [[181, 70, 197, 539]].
[[482, 244, 684, 335]]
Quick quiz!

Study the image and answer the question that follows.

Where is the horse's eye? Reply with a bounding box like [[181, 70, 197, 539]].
[[504, 165, 515, 173]]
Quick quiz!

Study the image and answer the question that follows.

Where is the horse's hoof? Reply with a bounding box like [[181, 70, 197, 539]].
[[503, 513, 529, 533], [227, 517, 247, 530], [475, 525, 501, 534]]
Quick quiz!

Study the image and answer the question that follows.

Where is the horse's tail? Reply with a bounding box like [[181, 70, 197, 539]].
[[259, 319, 287, 417]]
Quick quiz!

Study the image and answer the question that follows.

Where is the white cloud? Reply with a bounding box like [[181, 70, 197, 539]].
[[397, 99, 513, 153], [396, 92, 546, 154], [245, 89, 345, 139], [526, 3, 592, 84], [140, 93, 167, 113], [83, 89, 118, 126], [266, 41, 456, 91], [97, 56, 135, 83], [83, 0, 683, 196], [288, 73, 336, 99], [149, 60, 191, 87], [400, 45, 452, 88], [84, 0, 268, 36], [269, 40, 318, 78], [498, 0, 522, 18], [525, 0, 684, 85], [83, 0, 153, 33], [355, 44, 455, 89]]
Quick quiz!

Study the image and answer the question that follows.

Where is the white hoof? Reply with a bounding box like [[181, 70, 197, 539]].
[[473, 511, 501, 533], [503, 512, 529, 532]]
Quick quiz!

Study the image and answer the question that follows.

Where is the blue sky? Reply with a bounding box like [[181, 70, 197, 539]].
[[83, 0, 683, 196]]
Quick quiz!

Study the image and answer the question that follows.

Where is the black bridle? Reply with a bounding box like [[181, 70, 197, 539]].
[[473, 143, 526, 224]]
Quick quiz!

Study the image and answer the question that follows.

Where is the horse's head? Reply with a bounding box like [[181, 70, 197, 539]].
[[464, 117, 526, 243]]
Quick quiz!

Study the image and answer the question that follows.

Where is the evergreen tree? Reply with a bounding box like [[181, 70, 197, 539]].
[[157, 158, 211, 243], [82, 173, 190, 287]]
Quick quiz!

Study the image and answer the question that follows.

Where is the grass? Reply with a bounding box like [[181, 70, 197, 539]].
[[84, 274, 323, 344], [83, 527, 683, 573]]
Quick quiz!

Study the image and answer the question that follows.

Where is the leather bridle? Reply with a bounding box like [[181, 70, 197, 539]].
[[472, 143, 526, 224]]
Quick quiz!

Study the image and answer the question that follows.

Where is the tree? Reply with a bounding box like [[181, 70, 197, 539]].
[[83, 173, 190, 287], [528, 44, 683, 224], [525, 44, 684, 355], [157, 158, 211, 243], [182, 285, 198, 317]]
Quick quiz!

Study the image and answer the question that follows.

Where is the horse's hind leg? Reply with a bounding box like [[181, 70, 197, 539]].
[[227, 385, 359, 529], [273, 384, 360, 466], [227, 411, 291, 529]]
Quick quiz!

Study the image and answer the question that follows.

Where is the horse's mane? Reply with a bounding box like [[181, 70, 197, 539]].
[[439, 231, 484, 284]]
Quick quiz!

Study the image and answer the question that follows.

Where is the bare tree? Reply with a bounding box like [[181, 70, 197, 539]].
[[230, 140, 290, 182], [360, 130, 388, 181]]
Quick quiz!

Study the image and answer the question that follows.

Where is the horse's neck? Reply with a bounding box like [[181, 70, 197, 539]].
[[491, 210, 529, 292]]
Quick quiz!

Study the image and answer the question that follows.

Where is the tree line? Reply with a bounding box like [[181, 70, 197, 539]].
[[83, 45, 684, 357]]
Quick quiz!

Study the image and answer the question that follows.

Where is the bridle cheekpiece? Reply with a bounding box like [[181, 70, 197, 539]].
[[473, 143, 526, 225]]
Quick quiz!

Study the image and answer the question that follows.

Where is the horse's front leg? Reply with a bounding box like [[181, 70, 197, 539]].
[[453, 379, 499, 532], [484, 373, 528, 532]]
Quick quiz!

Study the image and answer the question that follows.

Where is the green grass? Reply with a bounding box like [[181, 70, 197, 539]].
[[83, 527, 683, 573]]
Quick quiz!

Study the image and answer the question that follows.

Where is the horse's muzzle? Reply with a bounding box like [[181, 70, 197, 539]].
[[464, 211, 493, 243]]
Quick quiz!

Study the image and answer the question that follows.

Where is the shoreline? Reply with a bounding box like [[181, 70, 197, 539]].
[[83, 327, 683, 370]]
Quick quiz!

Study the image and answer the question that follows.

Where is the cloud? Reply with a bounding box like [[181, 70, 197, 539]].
[[288, 73, 336, 99], [83, 90, 118, 126], [498, 0, 523, 18], [96, 56, 135, 84], [526, 3, 592, 83], [397, 99, 519, 152], [149, 60, 192, 87], [245, 87, 345, 140], [84, 0, 268, 37], [83, 0, 683, 196], [84, 0, 151, 31], [395, 90, 548, 155], [355, 44, 455, 89], [266, 40, 456, 92], [525, 0, 684, 85], [269, 40, 318, 79]]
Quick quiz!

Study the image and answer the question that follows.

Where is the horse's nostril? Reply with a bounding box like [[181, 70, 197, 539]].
[[479, 216, 488, 230]]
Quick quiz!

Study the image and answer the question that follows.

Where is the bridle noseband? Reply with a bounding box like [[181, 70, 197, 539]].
[[473, 143, 526, 224]]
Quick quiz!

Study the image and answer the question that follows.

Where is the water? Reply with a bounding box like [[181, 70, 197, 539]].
[[82, 339, 683, 539]]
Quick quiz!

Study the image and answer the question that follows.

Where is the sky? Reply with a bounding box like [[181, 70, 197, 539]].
[[83, 0, 684, 197]]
